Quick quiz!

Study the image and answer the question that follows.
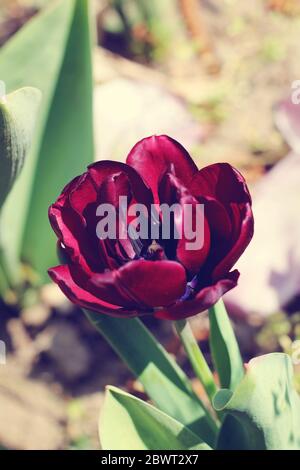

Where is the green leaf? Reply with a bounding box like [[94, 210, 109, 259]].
[[208, 299, 244, 390], [214, 353, 300, 450], [0, 0, 93, 282], [100, 386, 212, 450], [0, 86, 41, 209], [86, 311, 218, 448]]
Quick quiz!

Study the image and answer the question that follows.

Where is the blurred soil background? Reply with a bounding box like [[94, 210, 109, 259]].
[[0, 0, 300, 449]]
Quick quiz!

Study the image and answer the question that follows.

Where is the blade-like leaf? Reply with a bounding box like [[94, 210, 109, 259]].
[[208, 299, 244, 390], [22, 0, 94, 278], [214, 353, 300, 450], [0, 86, 41, 209], [0, 0, 93, 281], [0, 0, 75, 280], [100, 386, 212, 450], [86, 311, 218, 448]]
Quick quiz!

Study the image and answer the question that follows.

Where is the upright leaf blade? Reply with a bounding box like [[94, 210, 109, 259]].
[[0, 0, 75, 280], [208, 299, 244, 390], [100, 386, 212, 450], [0, 0, 94, 281], [214, 353, 300, 450], [22, 0, 94, 278], [0, 86, 41, 208], [86, 311, 218, 447]]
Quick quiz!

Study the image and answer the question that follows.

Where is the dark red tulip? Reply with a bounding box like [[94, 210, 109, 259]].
[[48, 135, 253, 320]]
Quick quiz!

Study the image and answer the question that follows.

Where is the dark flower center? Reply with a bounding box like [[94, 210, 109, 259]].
[[145, 240, 166, 261]]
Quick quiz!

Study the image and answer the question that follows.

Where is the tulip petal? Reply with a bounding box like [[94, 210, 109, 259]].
[[55, 175, 81, 207], [87, 259, 186, 309], [190, 163, 251, 204], [159, 172, 210, 275], [199, 196, 232, 241], [126, 135, 198, 203], [88, 160, 153, 207], [86, 269, 142, 309], [49, 168, 137, 272], [211, 204, 253, 280], [48, 265, 139, 317], [155, 270, 239, 320], [116, 259, 187, 308], [49, 204, 103, 273], [69, 172, 98, 216], [191, 163, 254, 280], [49, 171, 105, 272], [82, 172, 136, 265]]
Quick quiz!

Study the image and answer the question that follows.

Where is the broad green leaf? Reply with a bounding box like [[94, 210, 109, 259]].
[[214, 353, 300, 450], [0, 0, 74, 280], [100, 386, 211, 450], [22, 0, 93, 278], [0, 86, 41, 209], [0, 0, 93, 281], [208, 299, 244, 390], [86, 311, 218, 448]]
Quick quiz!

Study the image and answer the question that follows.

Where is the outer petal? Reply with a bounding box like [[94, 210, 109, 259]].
[[55, 175, 81, 208], [116, 259, 187, 308], [69, 172, 98, 216], [49, 168, 137, 272], [126, 135, 198, 203], [76, 258, 186, 310], [155, 270, 239, 320], [199, 196, 232, 241], [212, 203, 253, 280], [48, 265, 139, 317], [87, 259, 186, 309], [191, 163, 254, 280], [88, 160, 153, 208], [190, 163, 251, 204], [49, 204, 103, 273], [49, 171, 103, 273]]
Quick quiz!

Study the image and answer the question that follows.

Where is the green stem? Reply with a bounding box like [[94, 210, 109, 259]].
[[175, 319, 218, 403]]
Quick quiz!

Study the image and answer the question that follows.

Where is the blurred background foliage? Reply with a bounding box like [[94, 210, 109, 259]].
[[0, 0, 300, 450]]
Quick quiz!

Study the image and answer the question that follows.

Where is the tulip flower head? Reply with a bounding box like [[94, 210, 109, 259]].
[[48, 135, 254, 320]]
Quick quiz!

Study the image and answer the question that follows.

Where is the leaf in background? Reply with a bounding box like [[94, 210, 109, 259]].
[[0, 0, 93, 282], [214, 353, 300, 450], [0, 0, 74, 280], [22, 0, 93, 278], [86, 311, 218, 448], [100, 386, 212, 450], [0, 85, 41, 209], [208, 300, 244, 390]]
